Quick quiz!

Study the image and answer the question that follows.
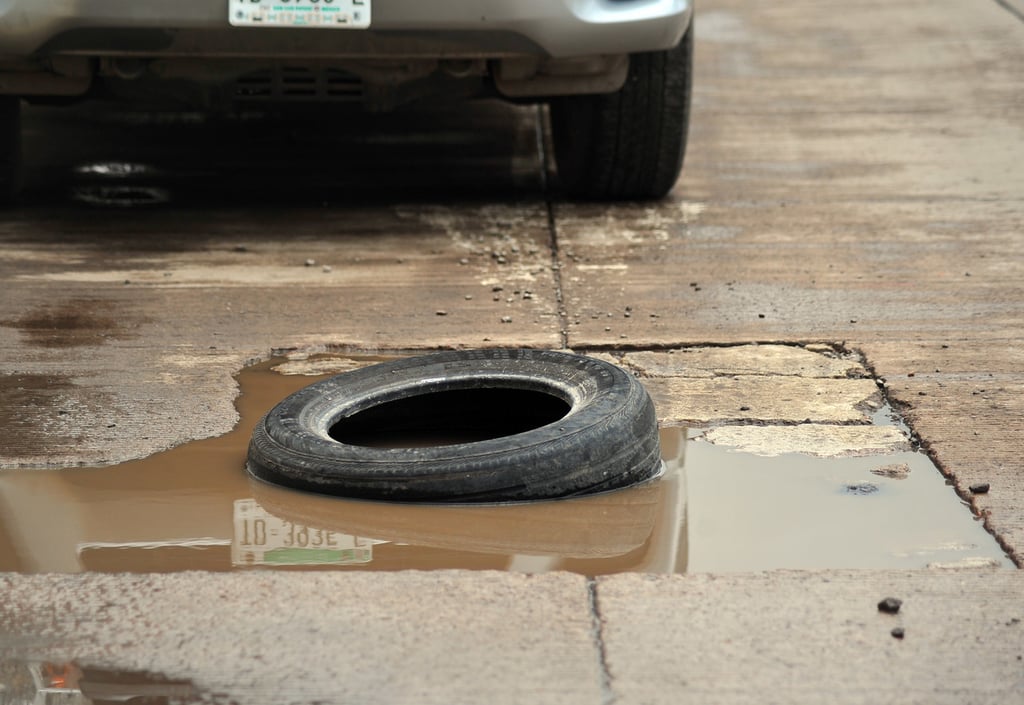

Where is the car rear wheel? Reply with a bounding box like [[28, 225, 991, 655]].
[[549, 23, 693, 201], [0, 97, 21, 203]]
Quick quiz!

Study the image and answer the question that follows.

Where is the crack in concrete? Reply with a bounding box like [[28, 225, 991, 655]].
[[535, 104, 570, 350], [587, 577, 617, 705], [994, 0, 1024, 22], [859, 348, 1022, 568]]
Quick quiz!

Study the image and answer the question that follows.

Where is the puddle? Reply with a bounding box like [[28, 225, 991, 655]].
[[0, 660, 197, 705], [0, 357, 1011, 574]]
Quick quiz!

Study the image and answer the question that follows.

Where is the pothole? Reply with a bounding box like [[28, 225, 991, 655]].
[[0, 354, 1011, 574]]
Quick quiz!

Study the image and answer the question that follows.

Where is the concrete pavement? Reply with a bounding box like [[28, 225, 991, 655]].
[[2, 0, 1024, 702]]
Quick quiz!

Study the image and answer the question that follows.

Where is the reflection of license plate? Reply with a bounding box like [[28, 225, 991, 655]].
[[229, 0, 371, 29], [232, 499, 378, 566]]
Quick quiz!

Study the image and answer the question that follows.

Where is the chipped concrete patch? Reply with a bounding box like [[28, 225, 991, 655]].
[[646, 376, 881, 425], [583, 346, 882, 426], [701, 424, 911, 457], [618, 345, 864, 379], [271, 354, 391, 376]]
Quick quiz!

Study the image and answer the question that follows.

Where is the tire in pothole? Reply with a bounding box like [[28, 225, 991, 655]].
[[247, 349, 662, 502]]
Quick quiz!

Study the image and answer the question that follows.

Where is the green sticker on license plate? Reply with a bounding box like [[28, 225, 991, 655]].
[[229, 0, 371, 29]]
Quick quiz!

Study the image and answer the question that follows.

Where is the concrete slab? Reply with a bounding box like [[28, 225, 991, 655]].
[[559, 0, 1024, 347], [0, 200, 560, 468], [557, 0, 1024, 567], [0, 571, 603, 705], [596, 571, 1024, 704]]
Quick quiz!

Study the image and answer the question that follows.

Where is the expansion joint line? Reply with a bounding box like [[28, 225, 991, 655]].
[[535, 104, 570, 349], [994, 0, 1024, 22], [587, 577, 617, 705]]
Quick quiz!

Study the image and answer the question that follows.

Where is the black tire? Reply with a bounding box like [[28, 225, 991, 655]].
[[549, 22, 693, 201], [0, 97, 21, 203], [248, 349, 662, 502]]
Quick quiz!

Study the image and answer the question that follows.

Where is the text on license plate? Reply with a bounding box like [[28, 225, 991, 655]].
[[232, 499, 382, 566], [229, 0, 371, 29]]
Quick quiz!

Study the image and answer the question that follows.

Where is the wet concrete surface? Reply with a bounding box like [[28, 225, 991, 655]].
[[3, 0, 1024, 700]]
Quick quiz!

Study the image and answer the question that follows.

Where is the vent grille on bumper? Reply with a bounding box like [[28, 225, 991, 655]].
[[233, 67, 363, 102]]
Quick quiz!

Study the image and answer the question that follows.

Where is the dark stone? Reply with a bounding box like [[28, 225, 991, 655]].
[[891, 627, 905, 639], [878, 597, 902, 614], [969, 483, 990, 494]]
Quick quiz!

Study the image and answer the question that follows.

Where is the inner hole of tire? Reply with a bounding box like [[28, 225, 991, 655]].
[[329, 387, 571, 448]]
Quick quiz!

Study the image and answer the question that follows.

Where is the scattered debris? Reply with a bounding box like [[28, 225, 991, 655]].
[[304, 259, 316, 267], [969, 483, 990, 494], [891, 627, 905, 639]]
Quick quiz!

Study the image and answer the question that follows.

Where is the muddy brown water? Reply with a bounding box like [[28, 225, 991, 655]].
[[0, 357, 1011, 574]]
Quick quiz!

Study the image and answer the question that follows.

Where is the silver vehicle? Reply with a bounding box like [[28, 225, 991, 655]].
[[0, 0, 693, 200]]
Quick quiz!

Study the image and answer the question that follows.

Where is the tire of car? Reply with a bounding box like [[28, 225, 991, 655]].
[[247, 349, 662, 502], [549, 22, 693, 201], [0, 97, 21, 204]]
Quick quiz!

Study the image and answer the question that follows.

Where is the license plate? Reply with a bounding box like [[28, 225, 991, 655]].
[[229, 0, 371, 29], [232, 499, 381, 566]]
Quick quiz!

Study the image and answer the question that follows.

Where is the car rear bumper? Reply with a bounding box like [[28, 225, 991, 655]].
[[0, 0, 693, 59]]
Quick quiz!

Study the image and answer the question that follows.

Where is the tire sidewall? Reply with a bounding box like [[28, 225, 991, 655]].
[[248, 349, 661, 501]]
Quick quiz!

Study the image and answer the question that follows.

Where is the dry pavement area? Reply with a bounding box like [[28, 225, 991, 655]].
[[2, 0, 1024, 702]]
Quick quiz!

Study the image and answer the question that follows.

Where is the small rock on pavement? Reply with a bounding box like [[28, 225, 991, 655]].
[[878, 597, 903, 614], [891, 627, 905, 639], [969, 482, 991, 494]]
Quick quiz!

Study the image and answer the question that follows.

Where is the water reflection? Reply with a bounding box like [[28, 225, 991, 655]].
[[0, 661, 196, 705], [0, 359, 688, 575]]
